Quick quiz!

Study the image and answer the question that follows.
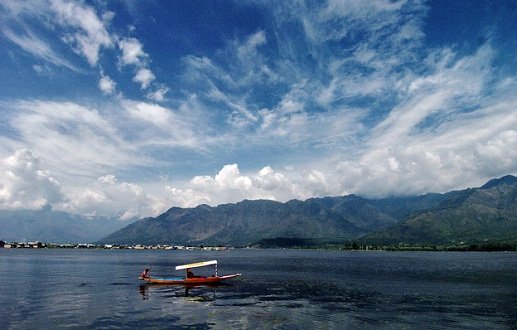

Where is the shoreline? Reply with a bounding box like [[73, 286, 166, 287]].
[[1, 241, 516, 252]]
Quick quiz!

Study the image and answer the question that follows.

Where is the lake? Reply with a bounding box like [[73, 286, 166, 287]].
[[1, 249, 516, 329]]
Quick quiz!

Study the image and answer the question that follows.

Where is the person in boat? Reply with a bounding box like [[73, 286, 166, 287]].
[[186, 268, 197, 278], [140, 268, 150, 279]]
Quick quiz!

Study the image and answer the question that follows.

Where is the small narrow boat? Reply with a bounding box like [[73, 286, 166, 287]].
[[139, 260, 241, 285]]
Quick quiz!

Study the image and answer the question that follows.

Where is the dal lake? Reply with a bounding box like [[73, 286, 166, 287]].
[[1, 248, 516, 329]]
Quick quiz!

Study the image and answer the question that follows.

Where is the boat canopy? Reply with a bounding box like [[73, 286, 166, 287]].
[[175, 260, 217, 270]]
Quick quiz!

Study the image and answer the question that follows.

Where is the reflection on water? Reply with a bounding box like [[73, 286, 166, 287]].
[[139, 285, 149, 300], [1, 249, 517, 329], [139, 283, 225, 302]]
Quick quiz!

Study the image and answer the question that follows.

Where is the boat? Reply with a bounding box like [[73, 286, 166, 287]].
[[138, 259, 241, 285]]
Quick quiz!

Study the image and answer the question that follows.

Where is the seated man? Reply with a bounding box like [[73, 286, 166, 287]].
[[186, 268, 195, 278], [140, 268, 150, 279]]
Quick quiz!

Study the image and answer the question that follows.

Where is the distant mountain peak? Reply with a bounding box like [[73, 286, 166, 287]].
[[481, 175, 517, 189]]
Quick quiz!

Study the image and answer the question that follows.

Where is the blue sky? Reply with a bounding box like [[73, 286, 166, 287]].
[[1, 0, 516, 220]]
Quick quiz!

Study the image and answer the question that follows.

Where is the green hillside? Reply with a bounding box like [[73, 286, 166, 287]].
[[364, 175, 517, 245]]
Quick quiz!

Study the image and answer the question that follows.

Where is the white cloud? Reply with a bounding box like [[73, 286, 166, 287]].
[[321, 45, 517, 197], [98, 74, 116, 94], [179, 164, 305, 206], [124, 101, 171, 128], [50, 0, 113, 66], [0, 150, 170, 218], [133, 68, 155, 89], [118, 37, 147, 66], [162, 186, 211, 208], [147, 87, 169, 102], [0, 150, 64, 210], [370, 45, 492, 147], [1, 0, 168, 99], [215, 164, 253, 190], [237, 30, 267, 62], [0, 100, 137, 181], [255, 166, 299, 198], [3, 27, 80, 72], [118, 37, 162, 92], [1, 1, 516, 220], [114, 98, 217, 156], [307, 0, 423, 46], [63, 174, 159, 220]]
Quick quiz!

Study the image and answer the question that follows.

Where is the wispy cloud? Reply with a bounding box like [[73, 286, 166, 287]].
[[120, 99, 208, 150], [49, 0, 113, 66], [0, 1, 515, 218], [2, 27, 80, 72], [326, 45, 517, 196], [146, 86, 169, 102], [1, 0, 167, 99], [0, 100, 135, 181]]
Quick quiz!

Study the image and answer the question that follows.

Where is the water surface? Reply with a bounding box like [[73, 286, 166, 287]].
[[1, 249, 516, 329]]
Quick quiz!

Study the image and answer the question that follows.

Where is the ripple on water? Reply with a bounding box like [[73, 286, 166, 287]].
[[1, 249, 517, 329]]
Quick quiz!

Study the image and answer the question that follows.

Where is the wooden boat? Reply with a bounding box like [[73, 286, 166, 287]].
[[139, 260, 241, 285]]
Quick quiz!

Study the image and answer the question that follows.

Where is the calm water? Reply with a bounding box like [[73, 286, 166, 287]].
[[1, 249, 516, 329]]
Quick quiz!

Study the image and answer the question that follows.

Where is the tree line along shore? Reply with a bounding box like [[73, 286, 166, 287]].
[[0, 241, 230, 250], [2, 240, 516, 252]]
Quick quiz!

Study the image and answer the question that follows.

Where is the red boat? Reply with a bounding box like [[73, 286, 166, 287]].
[[139, 260, 241, 285]]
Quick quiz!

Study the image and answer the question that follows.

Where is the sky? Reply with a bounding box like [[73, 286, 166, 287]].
[[1, 0, 516, 220]]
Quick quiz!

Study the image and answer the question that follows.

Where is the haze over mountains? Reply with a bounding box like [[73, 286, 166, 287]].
[[99, 175, 517, 247], [1, 175, 516, 246], [0, 207, 131, 243]]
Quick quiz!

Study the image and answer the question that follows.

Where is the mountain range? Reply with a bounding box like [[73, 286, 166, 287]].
[[98, 195, 445, 246], [2, 175, 516, 247], [99, 175, 517, 247]]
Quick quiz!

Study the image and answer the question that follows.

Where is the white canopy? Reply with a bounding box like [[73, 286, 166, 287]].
[[175, 260, 217, 270]]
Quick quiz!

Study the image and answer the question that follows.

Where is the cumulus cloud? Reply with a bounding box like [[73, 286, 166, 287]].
[[98, 74, 116, 94], [118, 37, 147, 66], [157, 163, 356, 211], [164, 164, 306, 207], [0, 155, 334, 217], [118, 37, 158, 90], [133, 68, 155, 89], [124, 101, 171, 127], [0, 150, 64, 210], [162, 186, 211, 209], [63, 174, 160, 220], [51, 165, 299, 218]]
